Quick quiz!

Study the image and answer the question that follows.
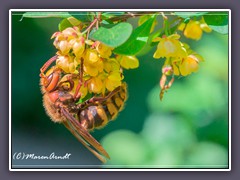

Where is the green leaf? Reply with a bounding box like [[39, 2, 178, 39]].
[[101, 12, 126, 20], [58, 18, 73, 31], [136, 28, 163, 56], [203, 12, 228, 26], [77, 92, 93, 104], [21, 12, 95, 23], [21, 12, 71, 20], [89, 22, 133, 48], [174, 12, 208, 18], [101, 21, 117, 29], [114, 15, 156, 55], [208, 25, 228, 34], [69, 12, 95, 22], [203, 12, 229, 34]]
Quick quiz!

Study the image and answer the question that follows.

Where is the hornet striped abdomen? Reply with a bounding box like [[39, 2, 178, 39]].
[[79, 82, 127, 131]]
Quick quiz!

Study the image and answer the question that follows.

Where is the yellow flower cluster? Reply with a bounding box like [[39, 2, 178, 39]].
[[153, 34, 203, 77], [51, 27, 139, 99], [178, 18, 212, 40], [51, 27, 85, 74]]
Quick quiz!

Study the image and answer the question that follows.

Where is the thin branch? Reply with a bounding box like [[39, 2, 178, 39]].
[[108, 11, 159, 22]]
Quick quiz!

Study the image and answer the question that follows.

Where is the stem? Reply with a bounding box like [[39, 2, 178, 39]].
[[164, 19, 169, 36], [168, 17, 184, 34], [161, 12, 169, 36], [169, 17, 183, 27], [82, 18, 98, 35], [96, 12, 101, 29], [108, 11, 159, 22]]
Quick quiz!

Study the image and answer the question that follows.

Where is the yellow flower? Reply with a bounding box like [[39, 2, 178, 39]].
[[170, 43, 203, 76], [95, 41, 113, 58], [103, 58, 120, 73], [84, 49, 99, 63], [70, 37, 85, 57], [61, 27, 80, 40], [100, 58, 123, 92], [117, 55, 139, 69], [87, 76, 103, 94], [83, 50, 103, 77], [153, 34, 187, 59], [184, 20, 202, 40], [105, 71, 122, 91], [58, 40, 72, 55], [179, 55, 199, 76], [182, 19, 212, 41], [52, 32, 67, 53], [83, 60, 103, 77], [51, 27, 85, 55], [56, 54, 79, 74], [171, 54, 200, 76], [51, 32, 64, 42]]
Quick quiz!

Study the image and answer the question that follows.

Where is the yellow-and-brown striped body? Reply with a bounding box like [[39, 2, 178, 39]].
[[79, 83, 127, 131]]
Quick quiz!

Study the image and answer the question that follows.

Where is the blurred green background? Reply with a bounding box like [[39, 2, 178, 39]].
[[11, 12, 229, 168]]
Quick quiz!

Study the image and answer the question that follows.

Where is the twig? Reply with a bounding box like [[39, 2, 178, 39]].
[[108, 11, 159, 22]]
